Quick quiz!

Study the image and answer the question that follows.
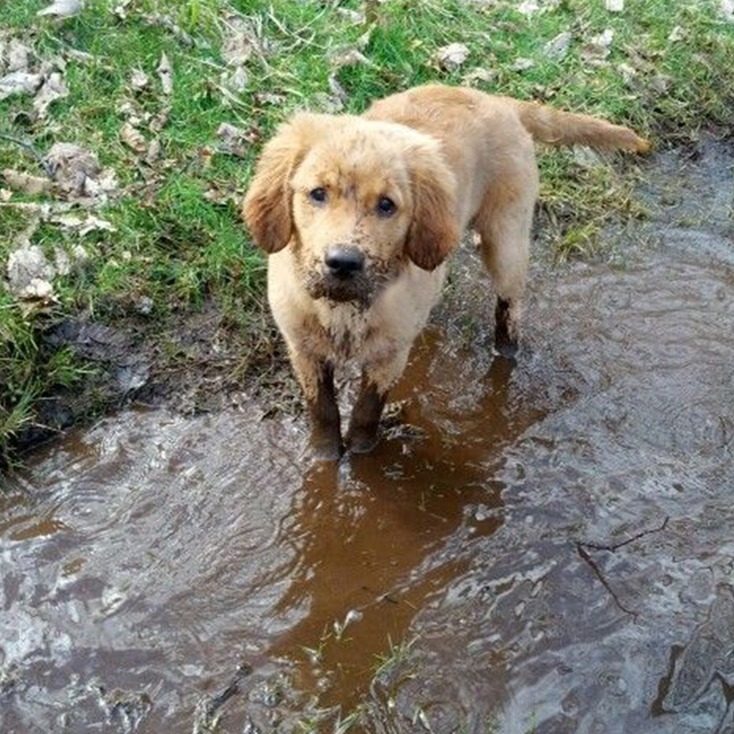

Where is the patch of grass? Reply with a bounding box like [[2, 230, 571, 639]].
[[1, 0, 733, 459], [373, 633, 418, 681]]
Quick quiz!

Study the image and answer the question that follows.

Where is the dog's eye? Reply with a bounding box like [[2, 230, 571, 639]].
[[309, 187, 327, 204], [376, 196, 397, 217]]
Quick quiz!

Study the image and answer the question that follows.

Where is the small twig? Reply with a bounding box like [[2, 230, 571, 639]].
[[578, 516, 670, 553], [576, 542, 638, 618], [194, 662, 252, 729], [0, 133, 55, 177], [209, 663, 251, 710], [574, 516, 670, 619], [179, 53, 227, 73]]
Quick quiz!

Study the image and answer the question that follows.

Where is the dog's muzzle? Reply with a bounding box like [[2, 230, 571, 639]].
[[302, 246, 373, 305]]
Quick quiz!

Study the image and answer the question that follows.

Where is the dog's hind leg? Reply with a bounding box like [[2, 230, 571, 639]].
[[473, 158, 538, 357]]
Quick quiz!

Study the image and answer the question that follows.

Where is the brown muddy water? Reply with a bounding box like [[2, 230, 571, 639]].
[[2, 139, 734, 734]]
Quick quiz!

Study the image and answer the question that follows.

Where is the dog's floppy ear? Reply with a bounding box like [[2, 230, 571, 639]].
[[242, 113, 325, 254], [405, 144, 459, 271]]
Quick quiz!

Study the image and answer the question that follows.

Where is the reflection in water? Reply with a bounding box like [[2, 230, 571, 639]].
[[267, 354, 532, 713], [0, 336, 546, 733]]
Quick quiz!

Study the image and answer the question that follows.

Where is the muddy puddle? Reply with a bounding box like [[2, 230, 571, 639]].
[[2, 138, 734, 733]]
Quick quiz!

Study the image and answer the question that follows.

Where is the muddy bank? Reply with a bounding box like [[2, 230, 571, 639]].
[[8, 294, 297, 460], [1, 138, 733, 733]]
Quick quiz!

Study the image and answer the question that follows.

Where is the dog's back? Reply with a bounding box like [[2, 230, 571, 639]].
[[365, 83, 650, 154]]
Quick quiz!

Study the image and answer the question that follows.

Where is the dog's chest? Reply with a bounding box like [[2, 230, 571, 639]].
[[317, 303, 375, 363]]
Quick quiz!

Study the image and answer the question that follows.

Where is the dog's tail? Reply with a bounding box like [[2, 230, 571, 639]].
[[512, 100, 651, 154]]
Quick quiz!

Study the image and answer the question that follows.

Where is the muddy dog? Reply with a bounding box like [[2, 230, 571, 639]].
[[243, 84, 649, 460]]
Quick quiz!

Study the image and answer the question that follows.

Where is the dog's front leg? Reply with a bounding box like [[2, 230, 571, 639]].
[[346, 375, 387, 454], [346, 349, 409, 454], [290, 350, 343, 460]]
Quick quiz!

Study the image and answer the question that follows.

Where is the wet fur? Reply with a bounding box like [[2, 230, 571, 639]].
[[243, 84, 649, 459]]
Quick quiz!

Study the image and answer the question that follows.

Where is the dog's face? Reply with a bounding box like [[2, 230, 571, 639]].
[[243, 114, 459, 306], [290, 130, 418, 304]]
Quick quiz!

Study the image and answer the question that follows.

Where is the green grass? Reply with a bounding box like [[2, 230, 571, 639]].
[[1, 0, 734, 461]]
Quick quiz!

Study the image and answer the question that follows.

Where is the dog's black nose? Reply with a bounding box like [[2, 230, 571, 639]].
[[324, 247, 365, 279]]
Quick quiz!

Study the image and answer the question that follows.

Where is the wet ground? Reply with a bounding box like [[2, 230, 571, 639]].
[[1, 138, 733, 733]]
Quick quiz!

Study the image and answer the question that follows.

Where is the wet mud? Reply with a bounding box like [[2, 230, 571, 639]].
[[2, 137, 734, 733]]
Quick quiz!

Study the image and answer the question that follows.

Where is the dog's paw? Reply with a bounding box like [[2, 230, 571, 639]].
[[306, 431, 344, 462], [493, 336, 518, 359], [345, 427, 380, 455]]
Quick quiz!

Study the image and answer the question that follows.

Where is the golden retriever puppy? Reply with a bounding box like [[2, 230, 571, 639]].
[[243, 84, 649, 459]]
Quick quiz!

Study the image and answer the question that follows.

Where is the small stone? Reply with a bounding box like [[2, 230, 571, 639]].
[[37, 0, 83, 18], [544, 31, 572, 60], [511, 57, 535, 72], [434, 43, 470, 72]]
